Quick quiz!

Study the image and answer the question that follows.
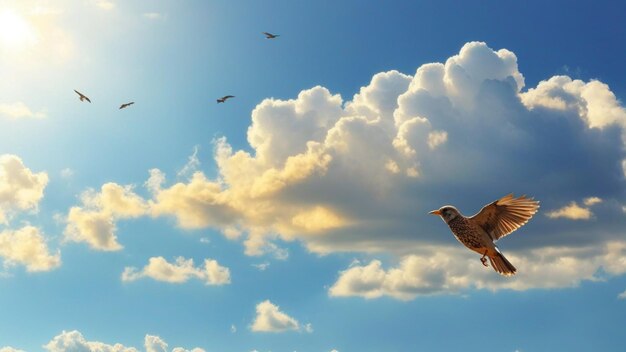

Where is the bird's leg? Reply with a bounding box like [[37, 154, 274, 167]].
[[480, 250, 488, 267]]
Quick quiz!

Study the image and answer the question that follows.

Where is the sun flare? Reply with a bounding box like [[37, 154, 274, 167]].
[[0, 9, 37, 49]]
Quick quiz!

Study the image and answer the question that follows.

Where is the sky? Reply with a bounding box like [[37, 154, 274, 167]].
[[1, 0, 626, 351]]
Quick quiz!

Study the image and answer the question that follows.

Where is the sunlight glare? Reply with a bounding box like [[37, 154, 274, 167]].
[[0, 9, 37, 50]]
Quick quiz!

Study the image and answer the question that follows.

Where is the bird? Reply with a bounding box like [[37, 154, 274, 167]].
[[262, 32, 280, 39], [217, 95, 235, 103], [429, 194, 539, 276], [74, 89, 91, 103], [119, 102, 135, 109]]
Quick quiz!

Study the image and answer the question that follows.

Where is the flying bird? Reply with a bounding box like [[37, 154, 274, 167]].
[[262, 32, 280, 39], [217, 95, 235, 103], [429, 194, 539, 276], [119, 102, 135, 109], [74, 90, 91, 103]]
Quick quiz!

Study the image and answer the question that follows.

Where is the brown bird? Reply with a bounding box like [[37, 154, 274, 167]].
[[74, 89, 91, 103], [119, 102, 135, 109], [217, 95, 235, 103], [429, 194, 539, 276], [262, 32, 280, 39]]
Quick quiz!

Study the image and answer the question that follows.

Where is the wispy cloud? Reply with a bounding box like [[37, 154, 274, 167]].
[[0, 102, 45, 119], [143, 12, 164, 20]]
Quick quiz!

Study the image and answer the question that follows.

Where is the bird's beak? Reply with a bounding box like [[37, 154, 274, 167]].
[[429, 210, 442, 216]]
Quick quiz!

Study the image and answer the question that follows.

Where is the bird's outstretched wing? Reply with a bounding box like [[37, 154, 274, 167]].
[[119, 102, 134, 109], [470, 194, 540, 241], [74, 89, 91, 103]]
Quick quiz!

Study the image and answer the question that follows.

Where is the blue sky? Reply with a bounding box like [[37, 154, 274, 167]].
[[1, 1, 626, 351]]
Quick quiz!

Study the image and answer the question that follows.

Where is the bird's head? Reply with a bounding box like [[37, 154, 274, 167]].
[[429, 206, 460, 223]]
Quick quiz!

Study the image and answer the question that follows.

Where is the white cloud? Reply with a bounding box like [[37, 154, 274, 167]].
[[251, 300, 301, 333], [44, 330, 204, 352], [546, 202, 593, 220], [64, 183, 148, 250], [618, 290, 626, 299], [330, 241, 626, 299], [0, 225, 60, 272], [122, 256, 230, 285], [66, 42, 626, 293], [583, 197, 602, 206], [177, 146, 200, 180], [0, 347, 25, 352], [252, 262, 270, 271], [60, 168, 74, 179], [44, 330, 138, 352], [0, 154, 48, 224], [0, 101, 46, 119], [230, 324, 237, 333]]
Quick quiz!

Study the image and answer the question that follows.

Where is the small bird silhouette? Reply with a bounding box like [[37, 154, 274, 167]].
[[119, 102, 135, 110], [262, 32, 280, 39], [429, 194, 539, 276], [74, 90, 91, 103], [217, 95, 235, 103]]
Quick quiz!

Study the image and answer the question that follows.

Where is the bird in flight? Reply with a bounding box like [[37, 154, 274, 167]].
[[74, 90, 91, 103], [262, 32, 280, 39], [217, 95, 235, 103], [429, 194, 539, 276], [119, 102, 135, 110]]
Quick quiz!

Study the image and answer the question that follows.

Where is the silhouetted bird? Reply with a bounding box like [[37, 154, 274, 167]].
[[262, 32, 280, 39], [119, 102, 135, 109], [217, 95, 235, 103], [74, 90, 91, 103], [429, 194, 539, 276]]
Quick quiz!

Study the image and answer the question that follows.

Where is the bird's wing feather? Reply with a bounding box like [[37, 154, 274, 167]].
[[470, 194, 540, 241]]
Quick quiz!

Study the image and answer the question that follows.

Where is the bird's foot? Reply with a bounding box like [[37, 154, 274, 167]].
[[480, 257, 488, 267]]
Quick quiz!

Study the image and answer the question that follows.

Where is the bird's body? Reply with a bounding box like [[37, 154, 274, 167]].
[[217, 95, 235, 103], [430, 194, 539, 276], [262, 32, 279, 39], [119, 102, 135, 109], [74, 89, 91, 103]]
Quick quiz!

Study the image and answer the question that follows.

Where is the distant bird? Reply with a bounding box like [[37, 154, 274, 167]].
[[429, 194, 540, 276], [74, 89, 91, 103], [262, 32, 280, 39], [119, 102, 135, 110], [217, 95, 235, 103]]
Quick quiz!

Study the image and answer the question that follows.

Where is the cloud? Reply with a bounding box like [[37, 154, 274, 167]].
[[0, 154, 48, 224], [44, 330, 204, 352], [251, 300, 302, 333], [44, 330, 138, 352], [0, 347, 25, 352], [252, 262, 270, 271], [330, 241, 626, 299], [0, 101, 46, 119], [0, 225, 60, 272], [546, 197, 603, 220], [64, 183, 148, 250], [618, 290, 626, 299], [60, 168, 74, 179], [177, 146, 200, 180], [66, 42, 626, 293], [546, 202, 593, 220], [122, 256, 230, 285]]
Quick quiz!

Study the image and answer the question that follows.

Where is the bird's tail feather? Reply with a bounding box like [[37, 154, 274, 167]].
[[488, 250, 516, 276]]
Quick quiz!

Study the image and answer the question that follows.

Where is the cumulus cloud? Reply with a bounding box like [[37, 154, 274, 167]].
[[122, 256, 230, 285], [44, 330, 138, 352], [546, 197, 603, 220], [330, 241, 626, 299], [0, 101, 46, 119], [251, 300, 303, 333], [44, 330, 204, 352], [0, 225, 60, 272], [0, 154, 48, 224], [66, 41, 626, 293], [64, 183, 148, 250], [0, 347, 25, 352]]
